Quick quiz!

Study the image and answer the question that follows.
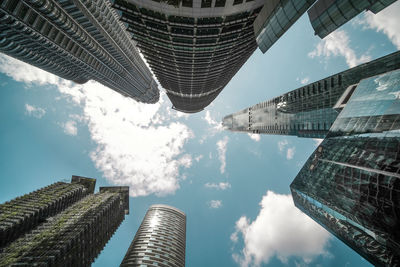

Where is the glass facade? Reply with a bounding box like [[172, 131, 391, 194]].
[[223, 50, 400, 139], [121, 204, 186, 267], [308, 0, 397, 39], [290, 69, 400, 266], [254, 0, 316, 53]]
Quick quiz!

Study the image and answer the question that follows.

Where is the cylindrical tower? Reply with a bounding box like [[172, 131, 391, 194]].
[[121, 204, 186, 267]]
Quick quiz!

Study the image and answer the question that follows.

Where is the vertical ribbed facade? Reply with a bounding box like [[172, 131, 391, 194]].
[[0, 177, 95, 248], [111, 0, 264, 113], [121, 204, 186, 267], [290, 68, 400, 266], [0, 0, 159, 103], [223, 50, 400, 138], [308, 0, 397, 39]]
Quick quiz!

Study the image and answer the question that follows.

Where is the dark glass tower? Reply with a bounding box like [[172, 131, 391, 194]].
[[223, 50, 400, 138], [111, 0, 264, 113], [0, 177, 129, 266], [290, 68, 400, 266], [121, 204, 186, 267], [308, 0, 397, 39], [0, 0, 159, 103]]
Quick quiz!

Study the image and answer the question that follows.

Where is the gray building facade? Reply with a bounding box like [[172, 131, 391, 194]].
[[290, 68, 400, 266], [0, 0, 159, 103], [121, 204, 186, 267], [111, 0, 264, 113], [223, 50, 400, 139]]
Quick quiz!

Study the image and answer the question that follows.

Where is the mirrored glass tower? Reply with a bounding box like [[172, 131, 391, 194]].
[[223, 50, 400, 138], [290, 68, 400, 266], [121, 204, 186, 267], [0, 0, 159, 103]]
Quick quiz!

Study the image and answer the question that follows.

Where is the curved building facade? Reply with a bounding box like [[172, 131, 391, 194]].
[[0, 0, 159, 103], [112, 0, 264, 112], [121, 204, 186, 267]]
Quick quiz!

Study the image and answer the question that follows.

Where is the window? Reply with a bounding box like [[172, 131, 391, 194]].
[[201, 0, 212, 8], [182, 0, 192, 7], [233, 0, 243, 5], [215, 0, 226, 7]]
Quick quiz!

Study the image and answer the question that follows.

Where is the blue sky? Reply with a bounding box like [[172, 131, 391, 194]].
[[0, 3, 399, 267]]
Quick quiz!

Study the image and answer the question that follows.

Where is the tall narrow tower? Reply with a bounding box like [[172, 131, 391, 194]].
[[121, 204, 186, 267], [0, 0, 159, 103]]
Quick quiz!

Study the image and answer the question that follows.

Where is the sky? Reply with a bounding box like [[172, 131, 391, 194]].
[[0, 3, 399, 267]]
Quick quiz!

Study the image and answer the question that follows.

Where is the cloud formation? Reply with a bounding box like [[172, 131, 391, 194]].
[[308, 30, 371, 68], [278, 139, 295, 160], [286, 147, 295, 160], [0, 54, 194, 197], [62, 120, 78, 136], [209, 200, 222, 209], [203, 110, 223, 133], [231, 191, 331, 267], [247, 133, 261, 142], [217, 136, 229, 174], [204, 182, 231, 190], [25, 104, 46, 118]]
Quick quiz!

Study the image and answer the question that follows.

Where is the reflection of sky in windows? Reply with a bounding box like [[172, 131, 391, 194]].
[[339, 69, 400, 118]]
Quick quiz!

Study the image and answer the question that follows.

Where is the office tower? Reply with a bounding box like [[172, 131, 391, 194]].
[[0, 177, 129, 266], [308, 0, 398, 39], [0, 0, 159, 103], [223, 50, 400, 138], [290, 68, 400, 266], [112, 0, 264, 113], [121, 204, 186, 267], [254, 0, 316, 53], [0, 175, 95, 248]]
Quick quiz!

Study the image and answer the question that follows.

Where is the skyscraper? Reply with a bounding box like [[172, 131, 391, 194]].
[[290, 68, 400, 266], [121, 204, 186, 267], [0, 0, 159, 103], [308, 0, 398, 39], [0, 176, 129, 266], [111, 0, 264, 113], [223, 50, 400, 138]]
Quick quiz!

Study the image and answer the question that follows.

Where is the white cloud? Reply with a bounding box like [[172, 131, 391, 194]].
[[231, 191, 331, 267], [62, 120, 78, 136], [25, 104, 46, 118], [0, 54, 194, 197], [358, 2, 400, 49], [217, 136, 229, 174], [195, 155, 203, 162], [209, 200, 222, 209], [300, 77, 309, 85], [205, 182, 231, 190], [286, 147, 295, 160], [308, 30, 371, 68], [278, 139, 288, 152], [203, 110, 223, 133], [247, 133, 260, 142]]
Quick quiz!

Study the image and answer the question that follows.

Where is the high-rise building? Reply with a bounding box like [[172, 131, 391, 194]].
[[0, 0, 159, 103], [308, 0, 398, 39], [111, 0, 264, 113], [121, 204, 186, 267], [223, 50, 400, 138], [290, 68, 400, 266], [0, 176, 129, 266]]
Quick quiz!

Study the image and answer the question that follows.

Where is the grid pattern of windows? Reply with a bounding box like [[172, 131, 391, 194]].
[[0, 0, 159, 103], [308, 0, 397, 39], [223, 50, 400, 139], [112, 0, 263, 112], [121, 205, 186, 267]]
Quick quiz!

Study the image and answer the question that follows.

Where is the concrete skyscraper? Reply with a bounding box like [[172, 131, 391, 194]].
[[112, 0, 264, 113], [291, 68, 400, 266], [0, 176, 129, 266], [0, 0, 159, 103], [121, 204, 186, 267], [223, 50, 400, 138]]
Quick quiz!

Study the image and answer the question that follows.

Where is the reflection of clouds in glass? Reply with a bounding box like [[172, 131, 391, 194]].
[[374, 75, 390, 91], [389, 91, 400, 99]]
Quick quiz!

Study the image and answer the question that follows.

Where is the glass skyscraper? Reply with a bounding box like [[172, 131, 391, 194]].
[[111, 0, 264, 113], [223, 50, 400, 139], [0, 0, 159, 103], [0, 176, 129, 266], [121, 204, 186, 267], [290, 68, 400, 266]]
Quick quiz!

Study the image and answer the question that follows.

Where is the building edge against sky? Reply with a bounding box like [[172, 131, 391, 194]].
[[121, 204, 186, 267], [222, 50, 400, 139], [0, 176, 130, 266], [290, 68, 400, 266], [0, 0, 159, 104]]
